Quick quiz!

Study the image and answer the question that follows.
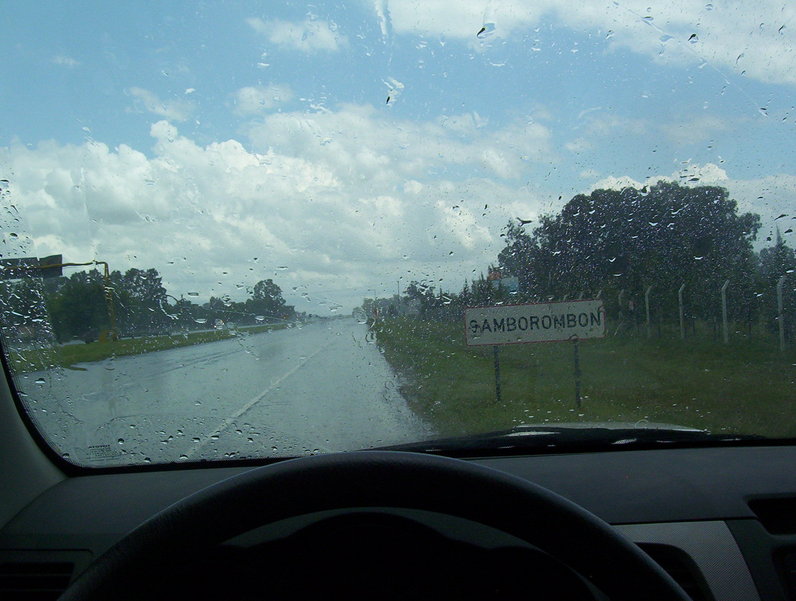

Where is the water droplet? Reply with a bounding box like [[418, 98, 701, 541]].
[[34, 377, 45, 385], [605, 30, 614, 39], [476, 22, 495, 38], [255, 315, 265, 322], [688, 33, 699, 43], [194, 318, 207, 324], [117, 438, 124, 445], [187, 291, 199, 297]]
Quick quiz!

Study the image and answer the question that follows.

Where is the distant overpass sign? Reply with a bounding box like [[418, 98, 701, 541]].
[[0, 255, 63, 279], [465, 300, 605, 346]]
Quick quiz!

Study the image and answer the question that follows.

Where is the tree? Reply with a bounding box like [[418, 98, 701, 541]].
[[246, 279, 292, 321], [47, 270, 108, 342], [758, 231, 796, 340], [498, 182, 761, 325]]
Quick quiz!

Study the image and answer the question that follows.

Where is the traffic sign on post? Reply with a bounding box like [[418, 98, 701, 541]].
[[0, 255, 63, 279], [465, 300, 606, 408], [465, 300, 605, 346]]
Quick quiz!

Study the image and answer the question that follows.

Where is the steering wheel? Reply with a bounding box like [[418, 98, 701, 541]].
[[59, 451, 690, 600]]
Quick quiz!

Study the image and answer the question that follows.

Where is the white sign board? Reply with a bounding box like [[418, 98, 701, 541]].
[[465, 300, 605, 346]]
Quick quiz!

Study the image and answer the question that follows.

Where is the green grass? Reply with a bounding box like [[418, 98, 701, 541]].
[[7, 324, 288, 372], [374, 317, 796, 439]]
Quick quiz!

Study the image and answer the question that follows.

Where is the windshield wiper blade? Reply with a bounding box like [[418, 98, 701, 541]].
[[377, 423, 765, 456]]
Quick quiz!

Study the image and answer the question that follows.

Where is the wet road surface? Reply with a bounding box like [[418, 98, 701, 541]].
[[20, 319, 432, 466]]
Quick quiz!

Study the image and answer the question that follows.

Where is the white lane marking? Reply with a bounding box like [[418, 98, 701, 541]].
[[183, 342, 330, 460]]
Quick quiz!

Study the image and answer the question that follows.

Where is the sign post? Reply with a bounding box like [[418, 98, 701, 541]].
[[493, 345, 502, 403], [678, 283, 686, 340], [572, 336, 582, 408], [778, 276, 787, 352], [721, 279, 730, 344], [465, 300, 605, 408]]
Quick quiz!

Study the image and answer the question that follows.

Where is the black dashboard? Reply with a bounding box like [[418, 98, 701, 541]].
[[3, 445, 796, 599]]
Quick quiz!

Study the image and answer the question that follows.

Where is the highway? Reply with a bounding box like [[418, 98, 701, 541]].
[[23, 319, 433, 466]]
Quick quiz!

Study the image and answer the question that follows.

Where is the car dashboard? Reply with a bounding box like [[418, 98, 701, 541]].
[[2, 444, 796, 600]]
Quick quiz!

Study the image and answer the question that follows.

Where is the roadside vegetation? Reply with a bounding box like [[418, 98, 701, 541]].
[[374, 317, 796, 439], [7, 324, 288, 373], [365, 183, 796, 440]]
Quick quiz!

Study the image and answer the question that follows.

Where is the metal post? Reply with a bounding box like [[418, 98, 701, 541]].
[[573, 337, 582, 409], [645, 285, 654, 338], [678, 283, 686, 340], [493, 345, 502, 403], [778, 275, 787, 351], [721, 279, 730, 344]]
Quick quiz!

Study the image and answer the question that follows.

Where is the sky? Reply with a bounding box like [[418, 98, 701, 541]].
[[1, 0, 795, 313]]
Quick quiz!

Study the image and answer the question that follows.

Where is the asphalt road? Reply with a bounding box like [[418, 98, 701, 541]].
[[21, 319, 432, 466]]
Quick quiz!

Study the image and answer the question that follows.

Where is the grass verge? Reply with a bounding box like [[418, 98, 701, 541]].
[[7, 324, 288, 372], [373, 317, 796, 439]]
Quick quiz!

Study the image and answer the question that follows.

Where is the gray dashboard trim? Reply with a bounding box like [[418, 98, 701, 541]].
[[618, 521, 760, 601]]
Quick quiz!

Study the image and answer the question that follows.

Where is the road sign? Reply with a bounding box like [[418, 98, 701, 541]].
[[0, 255, 63, 279], [465, 300, 605, 346]]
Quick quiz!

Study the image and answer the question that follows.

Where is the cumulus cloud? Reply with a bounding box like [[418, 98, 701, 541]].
[[378, 0, 796, 86], [659, 114, 729, 145], [127, 87, 195, 122], [51, 55, 79, 68], [247, 17, 347, 52], [233, 85, 293, 116], [243, 104, 553, 183], [2, 106, 552, 311]]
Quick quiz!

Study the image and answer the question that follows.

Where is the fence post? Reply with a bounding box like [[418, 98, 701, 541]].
[[645, 285, 654, 338], [678, 283, 686, 340], [721, 279, 730, 344], [778, 275, 787, 352]]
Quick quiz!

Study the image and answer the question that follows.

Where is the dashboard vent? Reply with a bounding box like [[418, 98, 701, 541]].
[[638, 543, 713, 601], [749, 497, 796, 534], [0, 561, 74, 600]]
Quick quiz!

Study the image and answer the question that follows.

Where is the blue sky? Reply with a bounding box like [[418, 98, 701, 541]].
[[2, 1, 795, 311]]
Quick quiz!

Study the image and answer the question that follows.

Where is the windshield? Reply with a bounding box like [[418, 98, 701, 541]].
[[1, 1, 794, 467]]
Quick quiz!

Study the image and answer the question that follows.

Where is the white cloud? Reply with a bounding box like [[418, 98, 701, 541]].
[[247, 17, 347, 52], [2, 107, 554, 311], [565, 138, 593, 153], [659, 114, 728, 145], [233, 85, 293, 116], [379, 1, 796, 86], [243, 104, 553, 183], [127, 87, 194, 122], [51, 55, 79, 68]]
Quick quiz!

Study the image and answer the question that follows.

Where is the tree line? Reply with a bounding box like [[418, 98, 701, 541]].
[[0, 267, 296, 343], [369, 182, 795, 342]]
